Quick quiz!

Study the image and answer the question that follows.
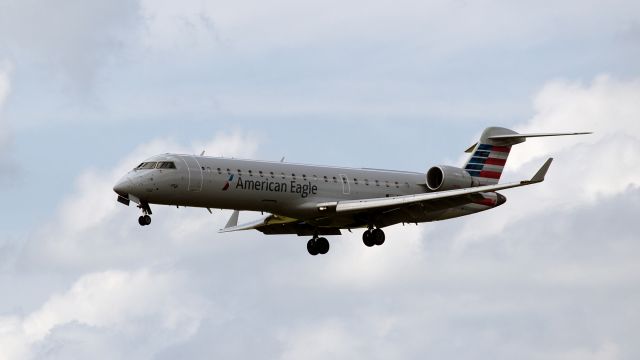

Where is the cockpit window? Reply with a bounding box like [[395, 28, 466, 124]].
[[136, 162, 157, 170], [157, 161, 176, 169]]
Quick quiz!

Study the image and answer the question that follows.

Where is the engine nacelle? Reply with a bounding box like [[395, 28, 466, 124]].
[[426, 165, 476, 191]]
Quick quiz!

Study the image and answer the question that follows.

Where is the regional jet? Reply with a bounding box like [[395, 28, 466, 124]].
[[113, 127, 589, 255]]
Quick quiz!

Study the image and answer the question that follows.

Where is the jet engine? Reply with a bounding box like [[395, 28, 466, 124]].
[[426, 165, 476, 191]]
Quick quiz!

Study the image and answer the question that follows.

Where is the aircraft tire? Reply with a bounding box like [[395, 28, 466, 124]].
[[372, 228, 385, 246], [307, 239, 319, 256], [317, 237, 330, 254], [138, 216, 146, 226], [144, 215, 152, 226], [363, 230, 375, 247]]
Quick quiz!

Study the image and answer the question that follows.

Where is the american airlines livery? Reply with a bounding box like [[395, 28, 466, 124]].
[[113, 127, 589, 255]]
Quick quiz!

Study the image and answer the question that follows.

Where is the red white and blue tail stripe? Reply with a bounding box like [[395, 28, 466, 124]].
[[464, 144, 511, 184]]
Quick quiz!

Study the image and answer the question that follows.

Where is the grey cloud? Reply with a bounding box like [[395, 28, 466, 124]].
[[0, 61, 17, 186], [0, 0, 141, 90]]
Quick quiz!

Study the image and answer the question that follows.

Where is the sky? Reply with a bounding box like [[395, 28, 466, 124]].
[[0, 0, 639, 359]]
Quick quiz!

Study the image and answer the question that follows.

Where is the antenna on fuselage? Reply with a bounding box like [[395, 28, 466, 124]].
[[280, 156, 285, 163], [200, 150, 205, 156]]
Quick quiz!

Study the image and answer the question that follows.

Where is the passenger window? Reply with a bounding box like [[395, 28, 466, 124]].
[[226, 168, 231, 175], [394, 181, 399, 188], [385, 181, 390, 187], [354, 178, 359, 185], [324, 176, 328, 182], [281, 172, 286, 179], [270, 171, 275, 178], [259, 171, 264, 177], [292, 173, 296, 180], [375, 180, 380, 186], [217, 168, 222, 174], [248, 170, 253, 176], [332, 176, 337, 183], [364, 179, 369, 186], [302, 174, 307, 181], [237, 169, 242, 175]]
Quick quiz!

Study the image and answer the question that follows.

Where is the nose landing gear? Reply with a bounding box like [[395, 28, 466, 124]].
[[137, 202, 153, 227], [138, 215, 151, 226]]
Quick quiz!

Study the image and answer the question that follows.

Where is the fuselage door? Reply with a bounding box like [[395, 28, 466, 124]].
[[339, 174, 350, 195], [183, 156, 204, 192]]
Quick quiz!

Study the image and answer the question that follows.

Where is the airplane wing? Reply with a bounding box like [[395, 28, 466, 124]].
[[318, 158, 553, 214], [219, 158, 551, 235]]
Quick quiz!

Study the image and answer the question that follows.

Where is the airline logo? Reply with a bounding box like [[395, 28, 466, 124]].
[[222, 174, 234, 191], [465, 144, 511, 180]]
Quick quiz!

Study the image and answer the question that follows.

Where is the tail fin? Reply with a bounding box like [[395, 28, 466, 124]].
[[464, 127, 591, 185]]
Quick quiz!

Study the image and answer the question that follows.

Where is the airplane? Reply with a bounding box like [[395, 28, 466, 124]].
[[113, 127, 590, 255]]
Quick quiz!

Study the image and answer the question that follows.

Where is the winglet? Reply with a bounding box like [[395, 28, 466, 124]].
[[224, 210, 240, 229], [528, 158, 553, 183]]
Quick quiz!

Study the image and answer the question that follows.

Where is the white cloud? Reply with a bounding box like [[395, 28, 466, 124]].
[[278, 320, 364, 360], [0, 269, 209, 360], [453, 75, 640, 248], [508, 75, 640, 171]]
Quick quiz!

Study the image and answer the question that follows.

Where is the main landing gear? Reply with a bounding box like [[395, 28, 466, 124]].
[[137, 202, 152, 226], [362, 228, 385, 247], [307, 235, 330, 256]]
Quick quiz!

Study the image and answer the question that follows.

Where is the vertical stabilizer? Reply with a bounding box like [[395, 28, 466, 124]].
[[464, 127, 518, 185]]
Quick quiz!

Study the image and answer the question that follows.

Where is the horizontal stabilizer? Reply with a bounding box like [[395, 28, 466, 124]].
[[464, 129, 591, 152], [489, 132, 592, 141]]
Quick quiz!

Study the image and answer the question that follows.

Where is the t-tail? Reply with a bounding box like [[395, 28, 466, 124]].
[[464, 127, 591, 185]]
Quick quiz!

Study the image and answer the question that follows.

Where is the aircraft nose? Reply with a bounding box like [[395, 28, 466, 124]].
[[113, 176, 134, 197], [496, 193, 507, 206]]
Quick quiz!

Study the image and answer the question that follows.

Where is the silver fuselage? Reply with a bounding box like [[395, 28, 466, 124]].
[[114, 154, 500, 230]]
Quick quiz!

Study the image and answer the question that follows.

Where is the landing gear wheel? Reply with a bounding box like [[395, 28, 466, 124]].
[[138, 215, 152, 226], [317, 237, 330, 255], [307, 239, 319, 256], [372, 228, 385, 246], [363, 230, 375, 247]]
